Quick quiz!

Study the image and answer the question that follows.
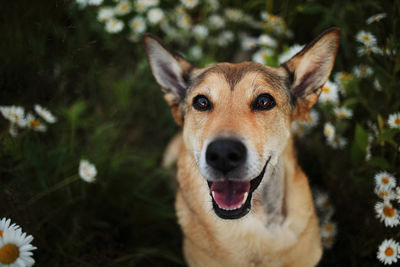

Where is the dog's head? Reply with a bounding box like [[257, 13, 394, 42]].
[[143, 28, 340, 220]]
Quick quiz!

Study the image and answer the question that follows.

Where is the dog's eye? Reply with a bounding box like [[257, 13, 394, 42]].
[[252, 93, 276, 111], [193, 95, 212, 111]]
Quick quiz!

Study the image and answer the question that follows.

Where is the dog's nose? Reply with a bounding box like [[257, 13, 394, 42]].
[[206, 139, 247, 175]]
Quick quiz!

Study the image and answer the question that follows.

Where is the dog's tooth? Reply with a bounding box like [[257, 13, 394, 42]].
[[241, 192, 248, 206], [212, 191, 216, 199]]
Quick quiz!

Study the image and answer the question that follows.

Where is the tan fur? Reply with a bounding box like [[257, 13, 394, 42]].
[[143, 28, 340, 267]]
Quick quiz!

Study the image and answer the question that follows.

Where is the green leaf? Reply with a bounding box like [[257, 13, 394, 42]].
[[351, 124, 369, 164], [367, 157, 391, 169]]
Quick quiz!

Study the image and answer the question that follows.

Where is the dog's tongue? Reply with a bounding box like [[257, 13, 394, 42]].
[[211, 180, 250, 210]]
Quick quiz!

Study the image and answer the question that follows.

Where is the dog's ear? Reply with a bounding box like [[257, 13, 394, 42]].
[[143, 33, 195, 126], [281, 28, 340, 120]]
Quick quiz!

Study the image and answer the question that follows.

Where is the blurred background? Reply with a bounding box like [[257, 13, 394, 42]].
[[0, 0, 399, 266]]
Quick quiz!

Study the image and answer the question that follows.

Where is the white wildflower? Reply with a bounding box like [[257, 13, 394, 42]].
[[252, 48, 273, 64], [375, 201, 400, 227], [193, 25, 209, 40], [147, 8, 164, 25], [388, 112, 400, 129], [377, 239, 400, 265], [129, 16, 146, 34], [34, 104, 57, 123], [105, 18, 124, 33], [79, 159, 97, 183], [258, 34, 277, 47], [114, 0, 132, 16], [241, 37, 258, 50], [334, 107, 353, 119], [353, 65, 373, 78], [319, 80, 339, 104], [97, 7, 114, 22], [208, 14, 225, 29], [366, 13, 387, 24], [181, 0, 199, 9]]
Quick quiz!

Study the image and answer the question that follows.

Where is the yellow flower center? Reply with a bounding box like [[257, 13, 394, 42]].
[[11, 114, 19, 121], [382, 177, 389, 184], [0, 243, 19, 264], [111, 21, 119, 28], [383, 206, 395, 218], [325, 236, 333, 244], [268, 14, 277, 22], [322, 86, 330, 93], [362, 35, 371, 42], [338, 111, 346, 118], [120, 3, 129, 12], [395, 118, 400, 125], [325, 129, 332, 136], [385, 247, 394, 257], [323, 200, 330, 208], [133, 21, 141, 29], [324, 224, 333, 231], [380, 191, 389, 198], [342, 72, 351, 80], [30, 119, 40, 128]]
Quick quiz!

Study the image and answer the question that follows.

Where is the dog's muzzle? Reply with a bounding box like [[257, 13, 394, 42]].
[[205, 138, 270, 219]]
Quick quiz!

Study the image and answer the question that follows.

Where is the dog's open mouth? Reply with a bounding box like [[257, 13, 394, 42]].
[[207, 157, 271, 220]]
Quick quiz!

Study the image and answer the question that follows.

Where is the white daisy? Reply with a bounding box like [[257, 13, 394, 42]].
[[314, 191, 332, 210], [258, 34, 277, 47], [374, 78, 382, 91], [208, 14, 225, 29], [377, 239, 400, 265], [177, 14, 192, 30], [79, 159, 97, 183], [353, 65, 373, 78], [130, 16, 146, 34], [356, 31, 377, 46], [319, 80, 339, 104], [87, 0, 103, 6], [292, 109, 319, 137], [241, 37, 258, 50], [375, 201, 400, 227], [0, 105, 27, 128], [388, 112, 400, 129], [206, 0, 219, 11], [278, 44, 304, 64], [375, 171, 396, 189], [26, 113, 47, 132], [97, 7, 114, 22], [216, 31, 234, 46], [366, 13, 387, 24], [0, 218, 20, 238], [357, 44, 383, 56], [34, 104, 56, 124], [8, 124, 18, 138], [334, 107, 353, 119], [323, 122, 335, 142], [320, 221, 337, 239], [189, 46, 203, 60], [0, 227, 36, 267], [224, 8, 242, 22], [181, 0, 199, 9], [374, 187, 396, 201], [322, 235, 335, 249], [105, 18, 124, 33], [193, 25, 209, 40], [147, 8, 164, 25], [114, 0, 132, 16], [252, 48, 273, 64], [328, 136, 348, 150], [75, 0, 88, 9], [134, 0, 156, 13]]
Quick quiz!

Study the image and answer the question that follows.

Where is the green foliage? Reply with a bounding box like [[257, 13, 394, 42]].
[[0, 0, 399, 266]]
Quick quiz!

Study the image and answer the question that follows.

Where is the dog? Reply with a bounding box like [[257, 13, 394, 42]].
[[143, 27, 340, 267]]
